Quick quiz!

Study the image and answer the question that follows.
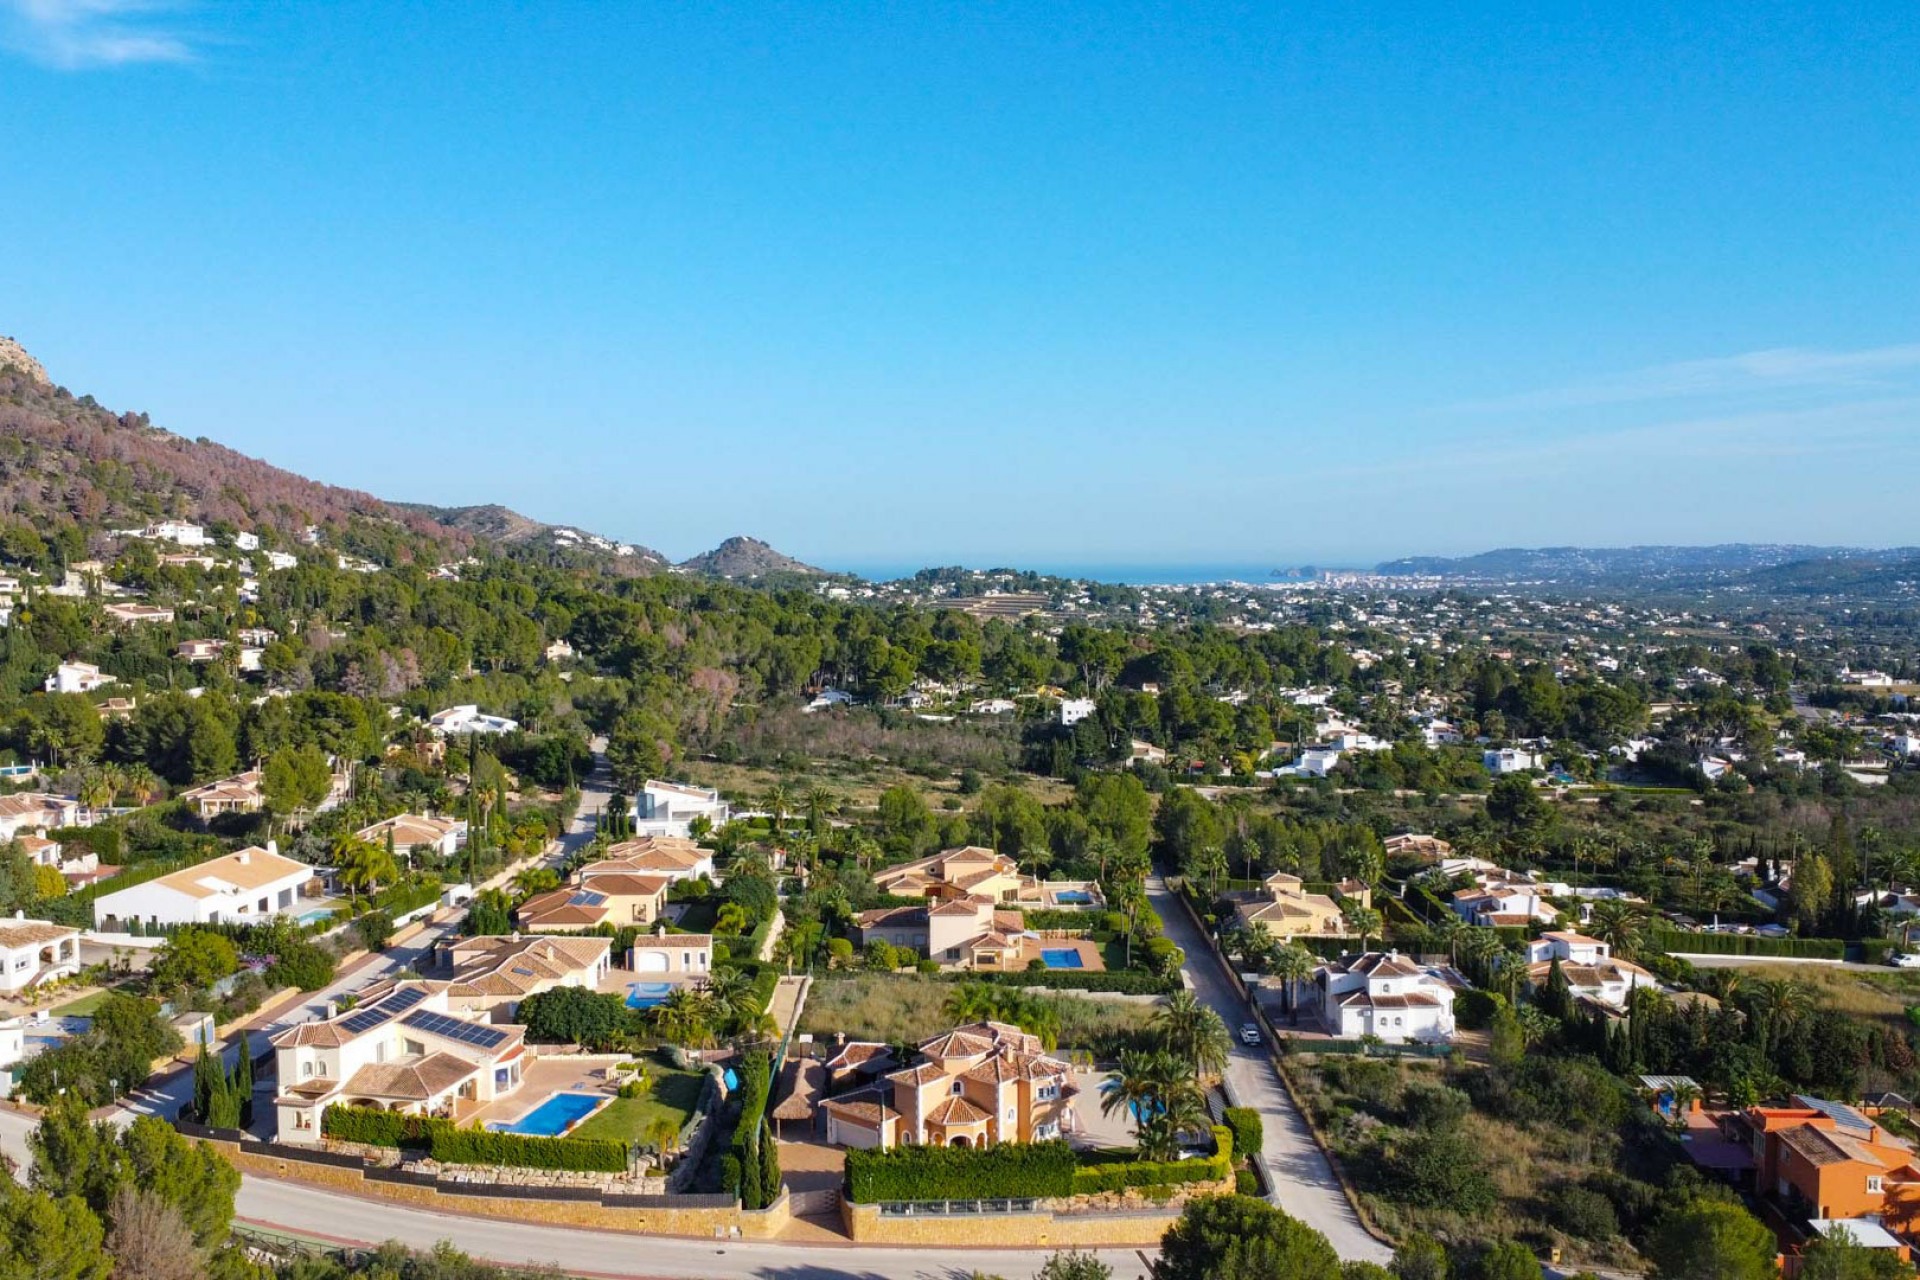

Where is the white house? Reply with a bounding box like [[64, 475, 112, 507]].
[[1525, 931, 1654, 1013], [1842, 669, 1897, 688], [1278, 747, 1344, 778], [1450, 879, 1561, 927], [633, 780, 730, 838], [264, 550, 299, 571], [427, 705, 520, 737], [141, 520, 209, 547], [1312, 951, 1460, 1044], [806, 688, 857, 712], [270, 980, 528, 1145], [1059, 697, 1097, 727], [629, 926, 713, 978], [44, 661, 115, 695], [0, 914, 82, 994], [1483, 747, 1541, 775], [1892, 734, 1920, 759], [93, 845, 315, 929]]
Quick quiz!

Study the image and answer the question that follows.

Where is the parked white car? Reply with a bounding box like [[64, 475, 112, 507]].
[[1892, 952, 1920, 969]]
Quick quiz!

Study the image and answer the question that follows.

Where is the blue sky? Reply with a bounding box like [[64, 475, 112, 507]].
[[3, 2, 1917, 571]]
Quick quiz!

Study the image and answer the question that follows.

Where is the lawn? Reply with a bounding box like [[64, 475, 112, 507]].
[[798, 973, 1156, 1052], [51, 989, 114, 1017], [1714, 962, 1920, 1031], [570, 1066, 706, 1146]]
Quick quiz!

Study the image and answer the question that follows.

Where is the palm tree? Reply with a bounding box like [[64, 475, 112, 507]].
[[704, 967, 764, 1035], [1270, 943, 1316, 1025], [1585, 900, 1648, 957], [804, 786, 834, 837], [336, 839, 399, 905], [652, 988, 715, 1048], [121, 764, 164, 807], [1151, 991, 1231, 1079], [511, 867, 560, 899], [1343, 906, 1384, 952], [77, 767, 117, 820], [1515, 1004, 1554, 1047], [762, 783, 792, 835]]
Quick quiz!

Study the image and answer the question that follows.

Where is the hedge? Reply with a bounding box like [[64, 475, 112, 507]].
[[845, 1138, 1077, 1202], [1222, 1107, 1263, 1161], [1072, 1126, 1233, 1194], [952, 968, 1179, 995], [1653, 930, 1844, 959], [321, 1105, 628, 1172]]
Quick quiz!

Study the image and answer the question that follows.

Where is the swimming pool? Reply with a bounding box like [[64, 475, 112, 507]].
[[626, 981, 674, 1009], [487, 1092, 605, 1137], [1039, 948, 1085, 969], [1052, 891, 1093, 904], [296, 908, 336, 926]]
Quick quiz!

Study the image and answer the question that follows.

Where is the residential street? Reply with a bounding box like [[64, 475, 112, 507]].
[[1146, 875, 1393, 1266]]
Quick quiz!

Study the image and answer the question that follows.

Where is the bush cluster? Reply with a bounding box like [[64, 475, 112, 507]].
[[1650, 929, 1843, 959], [1072, 1129, 1232, 1195], [1222, 1106, 1264, 1160]]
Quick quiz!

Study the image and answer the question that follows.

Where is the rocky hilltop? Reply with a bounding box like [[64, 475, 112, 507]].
[[0, 335, 49, 386], [398, 502, 670, 576], [679, 535, 822, 578]]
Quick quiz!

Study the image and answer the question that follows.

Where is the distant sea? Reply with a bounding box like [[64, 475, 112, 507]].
[[829, 561, 1361, 586]]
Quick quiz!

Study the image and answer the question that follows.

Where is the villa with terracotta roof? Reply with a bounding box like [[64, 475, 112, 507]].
[[1525, 931, 1655, 1013], [434, 934, 612, 1020], [0, 792, 80, 842], [92, 845, 316, 928], [1721, 1096, 1920, 1246], [589, 835, 715, 885], [629, 925, 713, 978], [1233, 871, 1351, 940], [270, 980, 529, 1145], [872, 845, 1103, 910], [820, 1020, 1074, 1150], [355, 812, 466, 864], [1312, 951, 1463, 1043], [854, 895, 1103, 972], [178, 769, 266, 820], [516, 873, 669, 933], [1383, 833, 1453, 860]]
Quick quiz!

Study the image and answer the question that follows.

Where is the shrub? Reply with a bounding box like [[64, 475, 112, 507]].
[[1382, 1128, 1496, 1213], [1235, 1168, 1261, 1196], [266, 938, 336, 991], [1399, 1082, 1471, 1132], [1223, 1106, 1264, 1160], [1549, 1184, 1619, 1239], [320, 1105, 628, 1171], [1452, 988, 1506, 1030], [353, 910, 395, 952], [846, 1139, 1077, 1202], [519, 986, 630, 1050]]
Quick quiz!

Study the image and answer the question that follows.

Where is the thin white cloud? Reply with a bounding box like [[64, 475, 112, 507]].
[[1462, 342, 1920, 412], [0, 0, 196, 69]]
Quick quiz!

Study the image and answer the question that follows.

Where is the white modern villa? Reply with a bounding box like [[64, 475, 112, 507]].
[[92, 846, 317, 929]]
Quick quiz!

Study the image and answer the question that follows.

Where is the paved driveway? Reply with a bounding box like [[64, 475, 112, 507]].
[[1146, 876, 1391, 1265]]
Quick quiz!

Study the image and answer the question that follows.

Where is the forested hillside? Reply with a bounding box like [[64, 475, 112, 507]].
[[0, 358, 467, 566]]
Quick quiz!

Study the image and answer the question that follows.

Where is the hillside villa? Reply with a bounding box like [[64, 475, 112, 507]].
[[872, 845, 1104, 910], [590, 835, 715, 884], [1311, 951, 1462, 1043], [44, 661, 115, 694], [179, 769, 266, 820], [629, 925, 714, 979], [1233, 871, 1364, 941], [0, 792, 80, 842], [93, 845, 317, 929], [427, 705, 520, 736], [1383, 833, 1453, 860], [1525, 931, 1655, 1013], [0, 914, 82, 994], [820, 1020, 1075, 1150], [1713, 1096, 1920, 1254], [271, 980, 529, 1144], [632, 779, 730, 838], [355, 813, 466, 864], [432, 934, 612, 1021], [516, 868, 670, 933]]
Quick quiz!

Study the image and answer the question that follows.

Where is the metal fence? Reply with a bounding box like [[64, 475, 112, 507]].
[[875, 1197, 1043, 1217]]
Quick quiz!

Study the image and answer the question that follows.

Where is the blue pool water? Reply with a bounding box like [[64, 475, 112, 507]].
[[296, 908, 335, 926], [1053, 891, 1093, 904], [626, 982, 674, 1009], [488, 1092, 603, 1136], [1040, 948, 1085, 969]]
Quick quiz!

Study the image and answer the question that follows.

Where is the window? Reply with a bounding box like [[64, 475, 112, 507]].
[[951, 1081, 964, 1096], [1869, 1176, 1885, 1193], [302, 1062, 315, 1078], [293, 1111, 313, 1130]]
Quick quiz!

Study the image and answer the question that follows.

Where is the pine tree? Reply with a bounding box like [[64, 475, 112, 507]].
[[1542, 957, 1573, 1022], [757, 1118, 781, 1207]]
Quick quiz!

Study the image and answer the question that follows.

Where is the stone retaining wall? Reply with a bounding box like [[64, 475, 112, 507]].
[[842, 1199, 1178, 1246], [212, 1138, 794, 1238]]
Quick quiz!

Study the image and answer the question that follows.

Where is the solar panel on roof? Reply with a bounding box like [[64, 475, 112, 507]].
[[338, 1007, 393, 1035], [378, 986, 428, 1014], [1795, 1095, 1872, 1134], [402, 1009, 507, 1049], [568, 891, 607, 907]]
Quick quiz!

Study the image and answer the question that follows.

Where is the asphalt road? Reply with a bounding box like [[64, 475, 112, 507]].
[[1145, 876, 1392, 1266]]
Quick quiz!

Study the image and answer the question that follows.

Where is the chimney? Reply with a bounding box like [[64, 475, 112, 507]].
[[235, 850, 249, 865], [324, 1000, 338, 1019]]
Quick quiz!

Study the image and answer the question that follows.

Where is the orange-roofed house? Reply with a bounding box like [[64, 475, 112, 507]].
[[1735, 1096, 1920, 1235], [821, 1020, 1075, 1151]]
